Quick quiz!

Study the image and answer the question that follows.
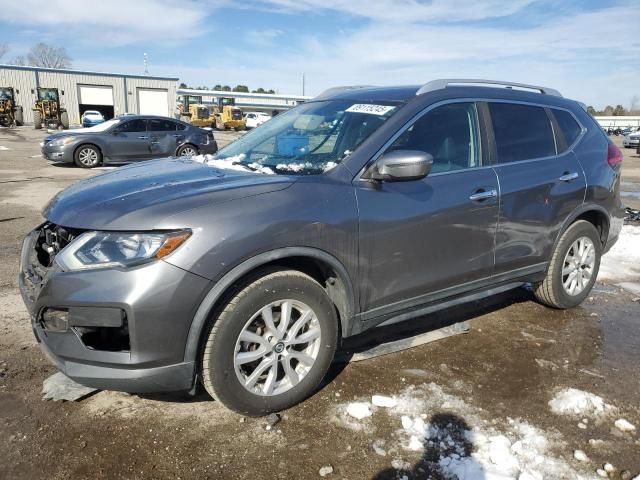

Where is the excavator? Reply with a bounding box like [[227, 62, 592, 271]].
[[0, 87, 24, 127]]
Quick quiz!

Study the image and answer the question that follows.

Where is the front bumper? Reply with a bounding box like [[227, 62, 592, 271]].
[[622, 137, 639, 147], [41, 144, 74, 163], [19, 227, 212, 393]]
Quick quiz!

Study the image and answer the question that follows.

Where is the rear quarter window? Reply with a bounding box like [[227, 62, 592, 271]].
[[489, 103, 556, 163], [553, 109, 582, 148]]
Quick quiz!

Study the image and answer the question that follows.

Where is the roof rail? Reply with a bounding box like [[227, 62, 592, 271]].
[[314, 85, 375, 100], [416, 79, 562, 97]]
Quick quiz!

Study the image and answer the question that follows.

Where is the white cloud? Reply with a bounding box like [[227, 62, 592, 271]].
[[0, 0, 223, 45], [245, 29, 284, 46]]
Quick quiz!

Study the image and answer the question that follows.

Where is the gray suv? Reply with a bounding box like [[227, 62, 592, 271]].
[[41, 115, 217, 168], [20, 79, 624, 415]]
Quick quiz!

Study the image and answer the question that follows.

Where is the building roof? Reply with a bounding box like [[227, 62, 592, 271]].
[[0, 64, 179, 81]]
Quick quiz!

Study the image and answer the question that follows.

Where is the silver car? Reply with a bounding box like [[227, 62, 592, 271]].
[[41, 115, 217, 168]]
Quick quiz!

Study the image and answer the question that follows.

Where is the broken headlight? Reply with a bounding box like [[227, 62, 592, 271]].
[[55, 230, 191, 271]]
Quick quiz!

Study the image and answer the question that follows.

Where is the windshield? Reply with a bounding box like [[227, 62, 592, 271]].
[[213, 99, 399, 174], [67, 118, 120, 133]]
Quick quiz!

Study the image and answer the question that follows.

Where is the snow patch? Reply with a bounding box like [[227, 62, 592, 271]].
[[346, 402, 372, 420], [614, 418, 636, 432], [548, 388, 613, 417], [372, 395, 398, 408], [0, 145, 10, 150], [599, 225, 640, 293]]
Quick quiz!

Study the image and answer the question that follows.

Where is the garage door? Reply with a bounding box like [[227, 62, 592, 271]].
[[78, 85, 114, 105], [137, 88, 169, 116]]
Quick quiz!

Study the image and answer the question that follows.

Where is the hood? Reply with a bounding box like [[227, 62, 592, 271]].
[[44, 158, 295, 230]]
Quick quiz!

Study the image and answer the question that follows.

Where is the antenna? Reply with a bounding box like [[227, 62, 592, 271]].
[[143, 52, 149, 75]]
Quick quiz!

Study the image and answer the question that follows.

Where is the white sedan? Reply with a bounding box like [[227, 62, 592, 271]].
[[244, 111, 271, 129], [623, 131, 640, 148]]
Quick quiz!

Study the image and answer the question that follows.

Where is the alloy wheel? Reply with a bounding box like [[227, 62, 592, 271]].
[[234, 299, 322, 396], [561, 236, 595, 296], [78, 148, 98, 166]]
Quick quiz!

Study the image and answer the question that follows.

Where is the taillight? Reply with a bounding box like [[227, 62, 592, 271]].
[[607, 142, 623, 168]]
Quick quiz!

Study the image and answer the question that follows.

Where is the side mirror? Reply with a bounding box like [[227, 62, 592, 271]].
[[366, 150, 433, 182]]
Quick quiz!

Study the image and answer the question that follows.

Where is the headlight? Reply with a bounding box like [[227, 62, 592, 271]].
[[55, 230, 191, 271], [48, 137, 76, 147]]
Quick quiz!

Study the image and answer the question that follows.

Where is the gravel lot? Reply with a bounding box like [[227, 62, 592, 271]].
[[1, 127, 639, 480]]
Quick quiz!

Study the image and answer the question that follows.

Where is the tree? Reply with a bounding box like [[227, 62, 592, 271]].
[[212, 84, 223, 91], [232, 85, 249, 92], [252, 87, 267, 93], [586, 106, 597, 116], [221, 85, 231, 91], [11, 55, 28, 66], [26, 42, 71, 68], [178, 82, 188, 89], [612, 104, 626, 116], [267, 89, 275, 94], [0, 43, 8, 61]]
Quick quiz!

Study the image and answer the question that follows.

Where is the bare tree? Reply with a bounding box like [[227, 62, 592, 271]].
[[0, 43, 8, 61], [630, 95, 640, 115], [11, 55, 28, 66], [26, 42, 72, 69]]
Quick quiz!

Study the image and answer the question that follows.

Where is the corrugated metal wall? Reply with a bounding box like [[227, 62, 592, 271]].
[[0, 66, 177, 125]]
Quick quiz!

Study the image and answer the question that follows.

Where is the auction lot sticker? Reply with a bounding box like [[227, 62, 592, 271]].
[[346, 104, 396, 116]]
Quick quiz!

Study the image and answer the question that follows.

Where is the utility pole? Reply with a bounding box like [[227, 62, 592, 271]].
[[302, 72, 305, 96], [143, 53, 149, 75]]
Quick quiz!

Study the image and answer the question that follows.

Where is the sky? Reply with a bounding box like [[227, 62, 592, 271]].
[[0, 0, 638, 109]]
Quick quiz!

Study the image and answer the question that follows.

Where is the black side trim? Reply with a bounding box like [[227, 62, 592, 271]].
[[352, 262, 547, 335]]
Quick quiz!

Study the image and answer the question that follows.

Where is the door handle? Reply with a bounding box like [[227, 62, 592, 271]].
[[171, 134, 183, 138], [558, 172, 579, 182], [469, 188, 498, 201], [137, 135, 149, 139]]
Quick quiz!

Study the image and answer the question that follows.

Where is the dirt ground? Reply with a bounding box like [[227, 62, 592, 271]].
[[0, 127, 639, 480]]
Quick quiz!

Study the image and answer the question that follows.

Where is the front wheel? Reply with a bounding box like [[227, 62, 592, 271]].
[[74, 144, 102, 168], [534, 220, 601, 309], [200, 270, 338, 416]]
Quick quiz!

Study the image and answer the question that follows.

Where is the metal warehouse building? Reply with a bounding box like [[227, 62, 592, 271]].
[[0, 64, 178, 126]]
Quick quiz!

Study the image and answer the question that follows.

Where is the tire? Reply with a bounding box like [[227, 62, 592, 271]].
[[200, 270, 339, 416], [533, 220, 601, 309], [74, 144, 102, 168], [176, 144, 198, 157], [33, 110, 42, 129], [60, 111, 69, 129], [14, 107, 23, 126]]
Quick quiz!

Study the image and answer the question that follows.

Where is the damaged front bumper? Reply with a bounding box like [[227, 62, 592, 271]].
[[19, 225, 212, 393]]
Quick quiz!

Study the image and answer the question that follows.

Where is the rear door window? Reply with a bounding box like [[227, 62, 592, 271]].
[[149, 119, 178, 131], [489, 103, 556, 163], [553, 109, 582, 148]]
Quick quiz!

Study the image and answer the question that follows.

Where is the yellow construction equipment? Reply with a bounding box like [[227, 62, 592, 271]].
[[177, 95, 246, 131], [0, 87, 23, 127], [33, 88, 69, 130]]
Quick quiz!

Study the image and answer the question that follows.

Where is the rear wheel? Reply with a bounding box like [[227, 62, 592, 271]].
[[74, 144, 102, 168], [200, 270, 338, 416], [33, 110, 42, 129], [534, 220, 601, 309], [177, 144, 198, 157]]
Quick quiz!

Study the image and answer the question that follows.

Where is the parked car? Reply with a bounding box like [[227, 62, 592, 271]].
[[41, 115, 217, 168], [81, 110, 105, 128], [244, 111, 271, 129], [623, 131, 640, 148], [20, 79, 624, 415]]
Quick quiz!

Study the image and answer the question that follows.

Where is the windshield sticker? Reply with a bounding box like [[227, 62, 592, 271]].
[[345, 104, 395, 116]]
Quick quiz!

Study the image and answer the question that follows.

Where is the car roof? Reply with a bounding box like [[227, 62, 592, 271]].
[[314, 80, 578, 110]]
